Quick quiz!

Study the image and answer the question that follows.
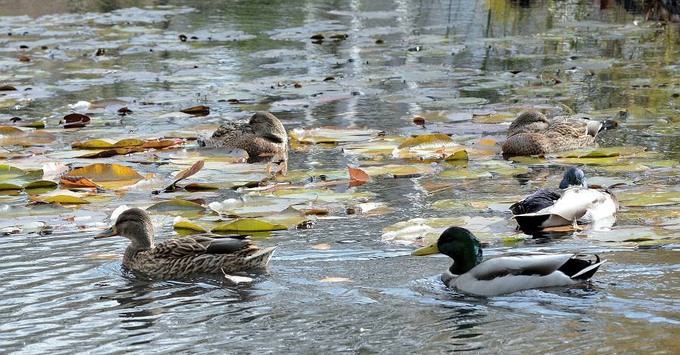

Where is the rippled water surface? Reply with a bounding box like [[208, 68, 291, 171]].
[[1, 0, 679, 353]]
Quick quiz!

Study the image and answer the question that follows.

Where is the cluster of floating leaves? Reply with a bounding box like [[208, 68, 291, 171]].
[[0, 3, 679, 253]]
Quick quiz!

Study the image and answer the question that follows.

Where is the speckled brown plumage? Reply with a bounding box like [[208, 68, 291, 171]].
[[95, 208, 276, 279], [199, 111, 288, 169], [502, 110, 607, 158]]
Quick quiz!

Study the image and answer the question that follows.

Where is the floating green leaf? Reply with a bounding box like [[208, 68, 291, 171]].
[[212, 218, 287, 232]]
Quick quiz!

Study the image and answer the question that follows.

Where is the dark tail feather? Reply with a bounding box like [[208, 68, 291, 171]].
[[558, 254, 605, 281], [599, 119, 619, 132]]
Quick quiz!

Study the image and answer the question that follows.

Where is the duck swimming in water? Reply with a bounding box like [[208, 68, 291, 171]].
[[198, 111, 288, 171], [510, 167, 618, 232], [502, 110, 617, 158], [412, 226, 605, 296], [94, 208, 276, 279]]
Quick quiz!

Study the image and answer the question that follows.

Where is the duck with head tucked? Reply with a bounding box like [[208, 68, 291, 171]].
[[510, 167, 618, 232], [198, 111, 288, 172], [502, 109, 617, 158], [412, 227, 605, 296], [94, 208, 276, 279]]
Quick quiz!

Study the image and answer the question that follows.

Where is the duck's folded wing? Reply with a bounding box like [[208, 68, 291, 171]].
[[509, 188, 562, 215], [154, 235, 251, 258], [469, 253, 574, 280]]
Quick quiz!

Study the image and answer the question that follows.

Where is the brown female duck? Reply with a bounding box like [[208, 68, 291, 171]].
[[501, 110, 616, 158], [94, 208, 276, 279], [198, 111, 288, 170]]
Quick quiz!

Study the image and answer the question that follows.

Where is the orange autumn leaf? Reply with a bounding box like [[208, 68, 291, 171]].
[[60, 176, 99, 188], [164, 160, 205, 192], [141, 139, 183, 149], [347, 165, 370, 187]]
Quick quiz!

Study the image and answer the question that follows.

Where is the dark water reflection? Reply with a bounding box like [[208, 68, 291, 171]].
[[1, 0, 680, 353]]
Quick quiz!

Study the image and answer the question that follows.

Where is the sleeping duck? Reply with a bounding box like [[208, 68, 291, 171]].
[[502, 110, 617, 158], [511, 167, 618, 232], [198, 111, 288, 172], [412, 226, 605, 296], [94, 208, 276, 279]]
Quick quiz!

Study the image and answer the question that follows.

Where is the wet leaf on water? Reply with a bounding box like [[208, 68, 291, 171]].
[[118, 107, 133, 116], [0, 126, 25, 135], [184, 183, 219, 191], [71, 139, 114, 149], [64, 163, 144, 188], [347, 165, 370, 187], [0, 182, 22, 191], [59, 176, 99, 188], [141, 139, 183, 149], [77, 148, 144, 159], [19, 121, 45, 129], [18, 55, 30, 62], [445, 149, 469, 161], [212, 218, 287, 232], [0, 164, 26, 180], [61, 113, 91, 129], [23, 180, 58, 190], [393, 133, 463, 160], [180, 105, 210, 116], [147, 199, 205, 213], [163, 160, 205, 192], [617, 190, 680, 207], [396, 133, 456, 150], [173, 216, 208, 233], [41, 195, 90, 205]]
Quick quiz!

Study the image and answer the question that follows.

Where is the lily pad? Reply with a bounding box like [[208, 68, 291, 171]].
[[64, 163, 145, 189], [212, 218, 287, 232]]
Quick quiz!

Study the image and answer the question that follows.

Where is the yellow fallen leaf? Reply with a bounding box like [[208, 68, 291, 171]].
[[42, 195, 90, 204], [444, 149, 469, 161], [212, 218, 287, 232], [64, 163, 144, 188]]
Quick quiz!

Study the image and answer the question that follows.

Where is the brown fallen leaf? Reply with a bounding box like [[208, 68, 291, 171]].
[[18, 55, 30, 62], [164, 160, 205, 192], [141, 139, 183, 149], [61, 113, 91, 129], [77, 147, 143, 159], [180, 105, 210, 116]]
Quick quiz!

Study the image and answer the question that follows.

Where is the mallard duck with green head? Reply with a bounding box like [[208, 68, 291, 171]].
[[94, 208, 276, 279], [510, 167, 618, 232], [502, 109, 617, 158], [412, 227, 605, 296], [198, 111, 288, 171]]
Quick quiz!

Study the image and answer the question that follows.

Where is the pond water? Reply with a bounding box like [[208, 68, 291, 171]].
[[1, 0, 679, 353]]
